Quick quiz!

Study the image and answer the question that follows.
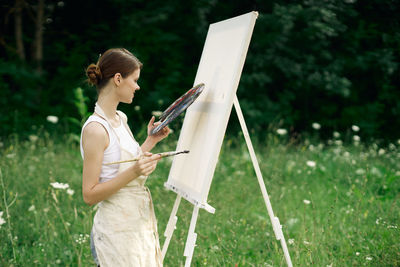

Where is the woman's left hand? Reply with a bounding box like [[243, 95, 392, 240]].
[[147, 116, 171, 143]]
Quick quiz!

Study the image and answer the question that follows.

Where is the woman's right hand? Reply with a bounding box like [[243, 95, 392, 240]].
[[130, 152, 161, 177]]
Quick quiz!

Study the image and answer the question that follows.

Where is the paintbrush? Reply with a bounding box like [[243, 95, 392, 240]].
[[104, 150, 190, 165]]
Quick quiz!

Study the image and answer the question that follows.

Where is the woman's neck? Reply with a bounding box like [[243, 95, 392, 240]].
[[96, 91, 119, 121]]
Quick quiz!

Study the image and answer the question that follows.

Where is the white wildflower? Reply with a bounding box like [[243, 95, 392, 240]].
[[387, 225, 398, 229], [326, 264, 333, 267], [333, 131, 340, 138], [286, 161, 296, 173], [389, 143, 396, 150], [28, 205, 35, 212], [50, 182, 69, 190], [303, 199, 311, 205], [306, 161, 316, 168], [355, 169, 365, 175], [345, 208, 354, 214], [375, 218, 381, 225], [356, 252, 360, 256], [67, 189, 75, 196], [303, 240, 311, 245], [353, 135, 360, 142], [309, 145, 315, 151], [334, 140, 343, 146], [287, 218, 299, 227], [352, 125, 360, 132], [397, 139, 400, 145], [75, 233, 89, 244], [366, 256, 372, 261], [211, 245, 219, 251], [6, 153, 16, 159], [47, 115, 59, 124], [371, 167, 382, 177], [288, 238, 295, 245], [276, 128, 287, 135], [134, 105, 140, 111], [312, 122, 321, 130], [29, 135, 38, 142], [151, 111, 163, 117], [333, 148, 341, 155], [378, 148, 385, 155], [343, 151, 350, 157], [0, 211, 6, 227]]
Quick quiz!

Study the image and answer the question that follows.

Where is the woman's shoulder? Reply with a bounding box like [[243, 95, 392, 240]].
[[82, 115, 111, 139], [82, 120, 109, 139], [81, 120, 109, 150]]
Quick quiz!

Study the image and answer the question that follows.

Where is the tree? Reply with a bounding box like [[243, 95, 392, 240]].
[[14, 0, 25, 60]]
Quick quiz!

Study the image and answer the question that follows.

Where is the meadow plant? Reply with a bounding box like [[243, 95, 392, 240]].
[[0, 130, 399, 266]]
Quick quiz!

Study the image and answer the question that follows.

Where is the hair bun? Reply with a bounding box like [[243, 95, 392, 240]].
[[86, 63, 103, 86]]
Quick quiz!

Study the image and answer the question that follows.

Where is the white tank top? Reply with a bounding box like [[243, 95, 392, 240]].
[[80, 114, 140, 183]]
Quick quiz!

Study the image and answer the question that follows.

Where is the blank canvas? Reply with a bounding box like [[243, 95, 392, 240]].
[[165, 11, 258, 208]]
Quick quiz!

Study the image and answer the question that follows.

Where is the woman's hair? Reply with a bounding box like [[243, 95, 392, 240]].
[[86, 48, 143, 91]]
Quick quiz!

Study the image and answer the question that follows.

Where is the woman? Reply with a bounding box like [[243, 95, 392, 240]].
[[80, 48, 170, 266]]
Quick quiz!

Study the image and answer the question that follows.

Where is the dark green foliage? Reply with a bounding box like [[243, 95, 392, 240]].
[[0, 0, 399, 140]]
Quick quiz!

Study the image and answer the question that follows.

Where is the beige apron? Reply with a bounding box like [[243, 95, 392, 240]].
[[91, 104, 162, 267]]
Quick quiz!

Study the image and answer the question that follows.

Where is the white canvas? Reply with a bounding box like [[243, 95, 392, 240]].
[[165, 11, 258, 208]]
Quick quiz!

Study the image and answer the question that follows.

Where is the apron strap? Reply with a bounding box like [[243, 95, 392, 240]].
[[94, 102, 143, 156]]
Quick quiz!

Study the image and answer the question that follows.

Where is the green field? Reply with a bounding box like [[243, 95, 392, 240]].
[[1, 132, 399, 266]]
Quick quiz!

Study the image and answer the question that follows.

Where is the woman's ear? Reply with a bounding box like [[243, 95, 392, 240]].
[[113, 73, 122, 86]]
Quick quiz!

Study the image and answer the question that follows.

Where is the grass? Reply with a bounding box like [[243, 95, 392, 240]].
[[0, 131, 399, 266]]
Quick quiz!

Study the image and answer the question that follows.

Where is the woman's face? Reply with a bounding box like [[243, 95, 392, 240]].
[[117, 69, 141, 104]]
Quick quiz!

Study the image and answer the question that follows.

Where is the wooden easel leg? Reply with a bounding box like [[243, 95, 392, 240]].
[[233, 95, 293, 267], [162, 195, 182, 261], [184, 206, 199, 267]]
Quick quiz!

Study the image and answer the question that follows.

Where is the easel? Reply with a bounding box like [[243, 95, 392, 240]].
[[160, 12, 292, 267], [161, 95, 293, 267]]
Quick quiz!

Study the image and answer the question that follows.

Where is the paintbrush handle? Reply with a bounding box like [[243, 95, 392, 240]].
[[103, 156, 141, 165], [104, 150, 189, 165]]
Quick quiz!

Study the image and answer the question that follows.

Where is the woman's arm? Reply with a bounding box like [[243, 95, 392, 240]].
[[141, 116, 171, 152], [82, 122, 160, 205]]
